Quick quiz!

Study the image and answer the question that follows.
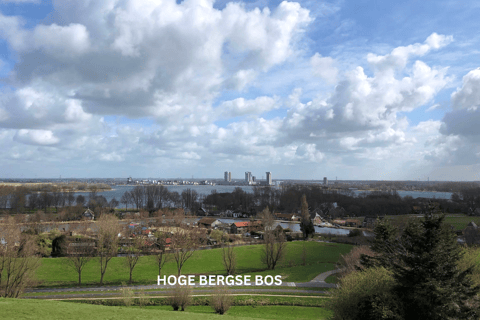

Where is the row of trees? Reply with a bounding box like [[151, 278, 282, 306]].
[[120, 186, 203, 211]]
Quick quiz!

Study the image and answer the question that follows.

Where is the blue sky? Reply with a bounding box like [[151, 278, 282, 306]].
[[0, 0, 479, 181]]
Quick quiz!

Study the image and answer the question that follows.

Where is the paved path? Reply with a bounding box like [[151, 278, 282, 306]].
[[24, 269, 342, 297]]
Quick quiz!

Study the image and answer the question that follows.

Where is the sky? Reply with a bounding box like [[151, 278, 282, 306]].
[[0, 0, 479, 181]]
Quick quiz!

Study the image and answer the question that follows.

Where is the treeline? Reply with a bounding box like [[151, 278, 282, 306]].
[[204, 185, 477, 217], [119, 185, 201, 211], [0, 185, 116, 213]]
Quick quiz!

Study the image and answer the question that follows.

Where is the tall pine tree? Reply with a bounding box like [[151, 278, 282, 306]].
[[362, 203, 480, 319]]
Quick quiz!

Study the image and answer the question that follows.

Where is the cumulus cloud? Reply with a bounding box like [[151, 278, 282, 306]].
[[0, 1, 463, 179], [13, 129, 59, 146], [310, 53, 338, 83], [218, 96, 279, 118], [451, 68, 480, 110]]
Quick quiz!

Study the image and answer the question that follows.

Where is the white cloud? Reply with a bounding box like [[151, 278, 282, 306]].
[[33, 23, 91, 58], [310, 53, 338, 84], [218, 96, 279, 118], [14, 129, 59, 146], [451, 67, 480, 110]]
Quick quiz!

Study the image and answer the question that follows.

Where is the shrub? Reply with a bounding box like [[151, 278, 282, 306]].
[[136, 290, 150, 308], [348, 228, 362, 237], [210, 286, 233, 315], [337, 245, 375, 278], [327, 267, 401, 320], [168, 285, 192, 311], [120, 284, 134, 307]]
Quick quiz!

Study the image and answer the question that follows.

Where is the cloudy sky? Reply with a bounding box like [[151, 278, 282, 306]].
[[0, 0, 479, 181]]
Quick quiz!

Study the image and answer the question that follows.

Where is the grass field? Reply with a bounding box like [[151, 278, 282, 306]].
[[383, 213, 477, 231], [0, 299, 332, 320], [35, 241, 353, 287]]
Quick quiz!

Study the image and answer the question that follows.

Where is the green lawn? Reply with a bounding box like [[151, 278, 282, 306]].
[[0, 299, 332, 320], [35, 242, 353, 287], [443, 214, 480, 230], [145, 305, 332, 319], [384, 214, 476, 231]]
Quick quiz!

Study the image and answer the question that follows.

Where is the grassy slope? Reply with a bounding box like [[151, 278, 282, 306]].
[[145, 305, 332, 319], [0, 299, 255, 320], [35, 242, 353, 287], [0, 299, 331, 320]]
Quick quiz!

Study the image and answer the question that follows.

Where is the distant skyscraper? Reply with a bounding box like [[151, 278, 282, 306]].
[[224, 171, 231, 182], [266, 172, 272, 185], [245, 171, 252, 183], [323, 177, 328, 186]]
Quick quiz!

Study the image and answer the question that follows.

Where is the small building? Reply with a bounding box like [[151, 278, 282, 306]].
[[345, 219, 361, 227], [230, 221, 250, 234], [197, 217, 222, 229], [81, 209, 95, 220]]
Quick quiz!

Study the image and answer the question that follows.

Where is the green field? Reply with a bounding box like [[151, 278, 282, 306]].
[[0, 299, 331, 320], [35, 241, 353, 287], [384, 213, 477, 231]]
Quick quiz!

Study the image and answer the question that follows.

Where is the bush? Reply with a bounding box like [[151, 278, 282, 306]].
[[348, 228, 362, 237], [327, 267, 401, 320], [120, 284, 134, 307], [337, 245, 375, 278], [210, 286, 233, 315], [168, 285, 192, 311]]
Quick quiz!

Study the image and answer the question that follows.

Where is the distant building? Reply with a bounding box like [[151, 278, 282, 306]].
[[245, 171, 252, 183], [252, 176, 256, 182], [224, 171, 231, 182], [323, 177, 328, 186], [266, 172, 272, 185]]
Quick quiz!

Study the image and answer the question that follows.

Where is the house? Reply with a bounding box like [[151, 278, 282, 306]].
[[345, 219, 361, 227], [81, 209, 95, 220], [230, 221, 250, 234], [197, 217, 222, 229], [275, 213, 295, 221], [197, 208, 209, 216]]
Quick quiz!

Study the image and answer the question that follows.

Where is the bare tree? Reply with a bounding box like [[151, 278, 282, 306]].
[[170, 229, 199, 276], [96, 214, 120, 285], [152, 232, 171, 277], [121, 191, 132, 212], [0, 217, 41, 297], [260, 207, 286, 270], [124, 236, 143, 284], [65, 238, 95, 286], [222, 243, 236, 275]]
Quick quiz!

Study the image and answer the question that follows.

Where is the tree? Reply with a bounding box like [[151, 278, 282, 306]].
[[120, 191, 132, 211], [76, 194, 86, 207], [152, 232, 170, 277], [124, 236, 143, 284], [0, 217, 41, 298], [299, 195, 314, 239], [65, 238, 94, 286], [222, 243, 236, 275], [170, 229, 199, 276], [391, 211, 479, 319], [96, 214, 120, 285], [260, 207, 286, 270], [358, 204, 480, 320]]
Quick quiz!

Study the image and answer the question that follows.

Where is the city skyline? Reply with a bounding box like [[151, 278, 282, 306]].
[[0, 1, 480, 181]]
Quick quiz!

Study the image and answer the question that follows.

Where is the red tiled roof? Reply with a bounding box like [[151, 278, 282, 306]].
[[234, 221, 250, 227]]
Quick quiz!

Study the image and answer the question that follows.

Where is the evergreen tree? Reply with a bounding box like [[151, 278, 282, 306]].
[[392, 210, 479, 320], [299, 194, 314, 239], [361, 203, 480, 319]]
